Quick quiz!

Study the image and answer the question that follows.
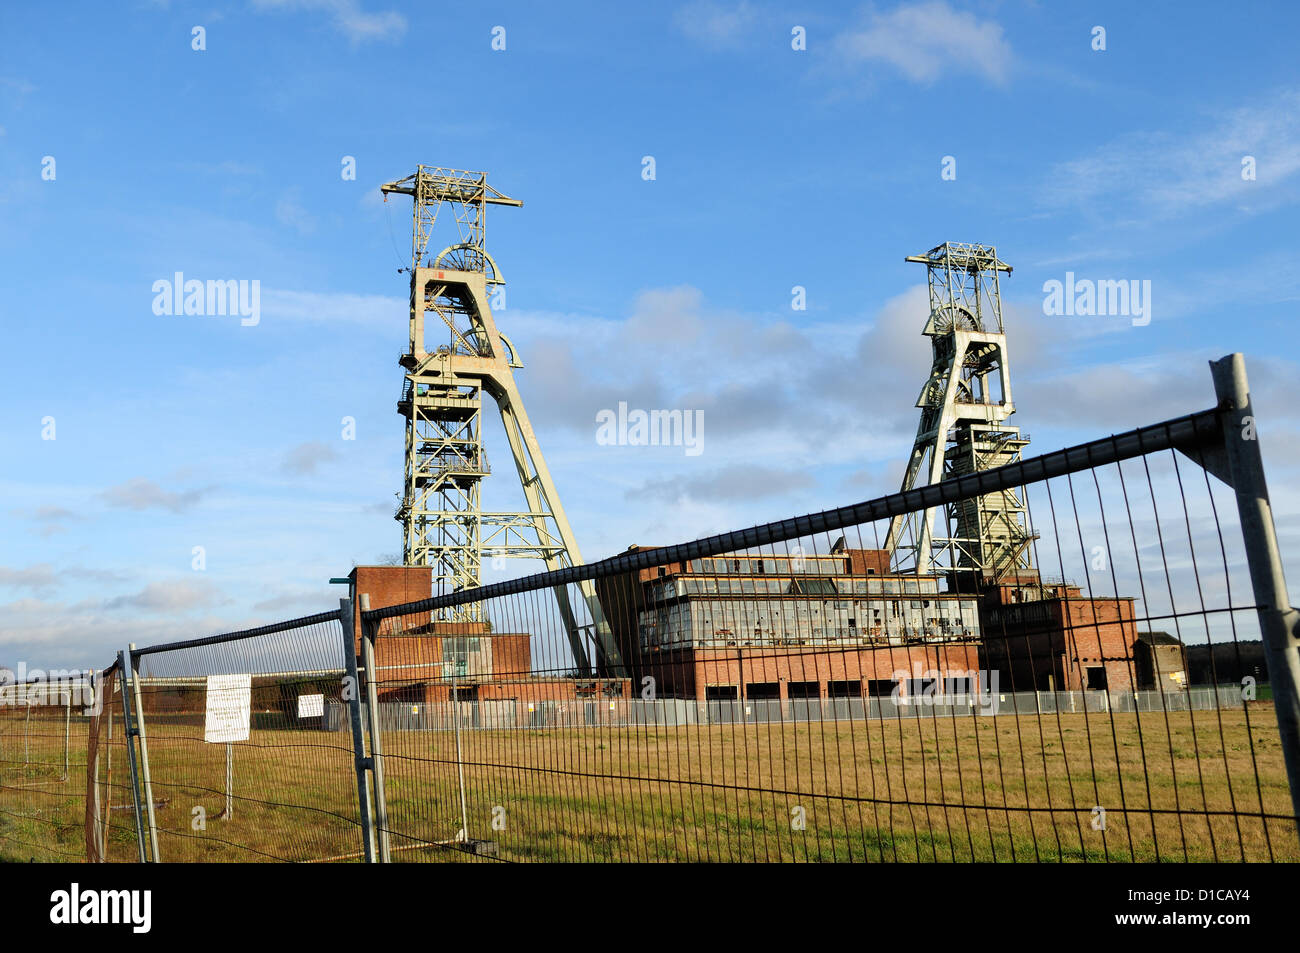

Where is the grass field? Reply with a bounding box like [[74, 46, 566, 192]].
[[3, 703, 1296, 862]]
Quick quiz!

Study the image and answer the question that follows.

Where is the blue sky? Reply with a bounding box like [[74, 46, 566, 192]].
[[2, 0, 1299, 669]]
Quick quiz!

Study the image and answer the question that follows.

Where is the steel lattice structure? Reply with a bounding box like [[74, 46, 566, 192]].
[[885, 242, 1036, 581], [381, 166, 620, 672]]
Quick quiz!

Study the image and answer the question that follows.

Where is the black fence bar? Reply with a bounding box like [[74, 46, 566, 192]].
[[131, 611, 343, 658]]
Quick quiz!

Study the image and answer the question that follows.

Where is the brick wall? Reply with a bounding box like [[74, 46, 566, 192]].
[[349, 565, 432, 652], [980, 595, 1139, 692], [645, 641, 982, 701], [845, 548, 891, 576]]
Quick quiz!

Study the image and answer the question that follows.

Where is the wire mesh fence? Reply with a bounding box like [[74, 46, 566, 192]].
[[351, 370, 1298, 863], [0, 679, 93, 862], [83, 613, 368, 862], [358, 498, 1290, 862], [2, 354, 1292, 864]]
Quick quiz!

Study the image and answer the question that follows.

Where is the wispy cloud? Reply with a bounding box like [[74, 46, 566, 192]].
[[631, 464, 816, 503], [261, 288, 403, 327], [673, 0, 762, 48], [250, 0, 407, 44], [1042, 88, 1300, 219], [0, 77, 37, 96], [100, 478, 208, 514], [0, 564, 59, 595], [0, 563, 126, 596], [282, 441, 341, 476], [104, 579, 230, 612], [275, 192, 316, 235], [11, 505, 80, 537], [834, 1, 1012, 86]]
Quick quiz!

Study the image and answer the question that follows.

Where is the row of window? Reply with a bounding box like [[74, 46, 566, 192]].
[[638, 598, 982, 650], [705, 678, 979, 700], [690, 556, 847, 576], [652, 575, 943, 601]]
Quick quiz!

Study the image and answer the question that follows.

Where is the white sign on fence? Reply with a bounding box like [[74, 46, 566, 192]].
[[297, 693, 324, 718], [204, 674, 251, 743]]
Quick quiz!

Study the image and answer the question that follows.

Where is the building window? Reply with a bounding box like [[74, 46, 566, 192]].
[[866, 679, 897, 698]]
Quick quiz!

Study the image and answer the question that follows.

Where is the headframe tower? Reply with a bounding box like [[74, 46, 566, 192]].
[[381, 165, 620, 673], [884, 242, 1035, 583]]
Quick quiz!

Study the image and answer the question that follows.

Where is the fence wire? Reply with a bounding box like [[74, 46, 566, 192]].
[[1, 369, 1291, 864], [355, 430, 1294, 863], [0, 682, 89, 862], [83, 614, 365, 862]]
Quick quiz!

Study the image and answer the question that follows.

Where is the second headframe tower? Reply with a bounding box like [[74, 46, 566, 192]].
[[884, 242, 1036, 584], [381, 165, 620, 673]]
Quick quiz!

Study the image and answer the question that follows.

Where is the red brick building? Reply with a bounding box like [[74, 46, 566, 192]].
[[348, 565, 631, 706], [976, 573, 1141, 692], [349, 554, 1151, 708], [596, 545, 987, 702]]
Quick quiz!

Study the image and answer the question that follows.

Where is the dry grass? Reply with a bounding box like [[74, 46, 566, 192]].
[[383, 704, 1296, 862], [3, 704, 1295, 862]]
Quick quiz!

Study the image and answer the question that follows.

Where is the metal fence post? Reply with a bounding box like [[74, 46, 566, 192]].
[[63, 688, 70, 780], [358, 594, 392, 862], [126, 644, 161, 861], [116, 651, 149, 863], [339, 598, 376, 863], [1210, 353, 1300, 834], [451, 678, 470, 844]]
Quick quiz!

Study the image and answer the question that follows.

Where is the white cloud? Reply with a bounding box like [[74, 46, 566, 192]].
[[0, 564, 59, 595], [834, 1, 1012, 86], [282, 440, 342, 476], [104, 579, 230, 612], [673, 0, 762, 47], [275, 194, 317, 235], [0, 597, 223, 671], [250, 0, 407, 44], [0, 77, 37, 96], [260, 288, 403, 327], [632, 464, 816, 503], [100, 478, 208, 514], [1042, 88, 1300, 218]]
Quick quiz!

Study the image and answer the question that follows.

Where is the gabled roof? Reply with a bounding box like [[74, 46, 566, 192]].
[[1137, 631, 1182, 646]]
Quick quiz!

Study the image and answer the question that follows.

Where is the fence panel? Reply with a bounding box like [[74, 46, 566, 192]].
[[42, 357, 1299, 863], [0, 681, 92, 862], [352, 399, 1297, 863], [86, 612, 366, 862]]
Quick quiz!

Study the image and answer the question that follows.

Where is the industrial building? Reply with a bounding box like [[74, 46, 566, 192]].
[[976, 573, 1142, 692], [359, 182, 1162, 705], [348, 566, 630, 711], [595, 545, 984, 702], [1133, 631, 1190, 693]]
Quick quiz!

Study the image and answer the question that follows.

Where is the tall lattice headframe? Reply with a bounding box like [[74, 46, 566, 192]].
[[380, 165, 620, 673], [885, 242, 1036, 582]]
